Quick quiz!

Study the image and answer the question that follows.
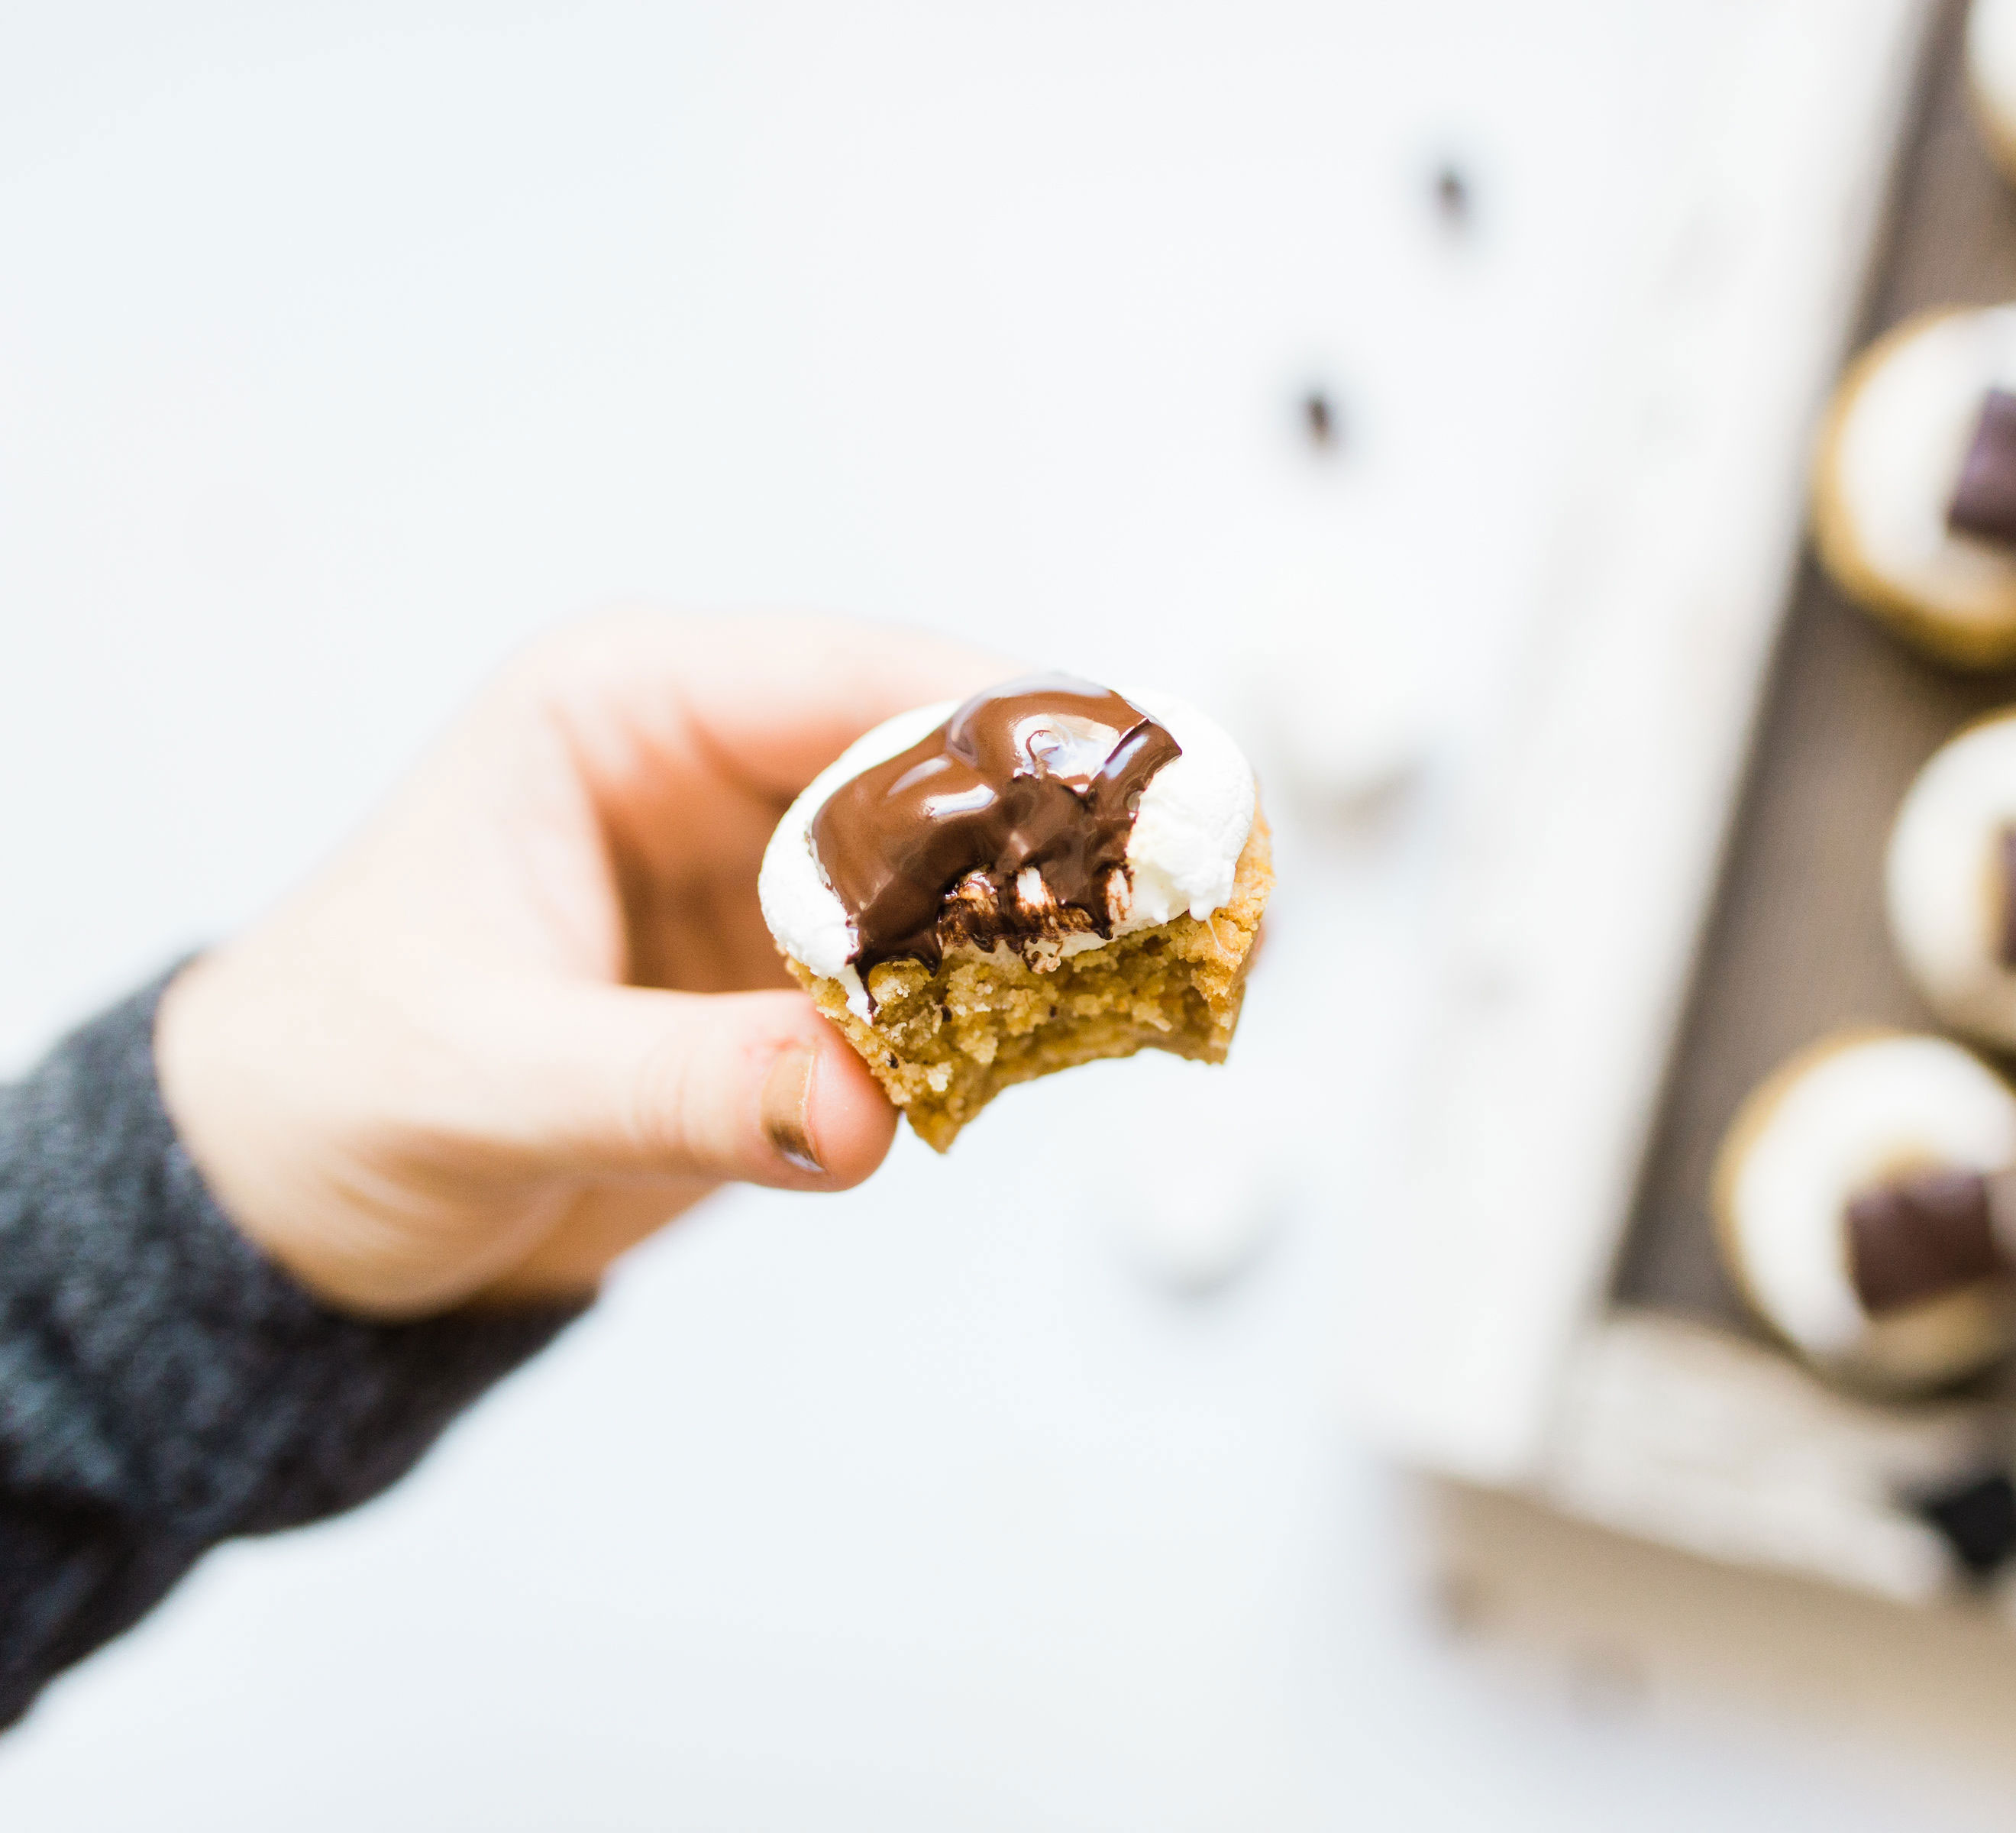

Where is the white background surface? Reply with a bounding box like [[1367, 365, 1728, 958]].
[[6, 3, 2016, 1826]]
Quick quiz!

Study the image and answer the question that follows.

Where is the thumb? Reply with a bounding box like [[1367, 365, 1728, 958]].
[[496, 982, 899, 1188]]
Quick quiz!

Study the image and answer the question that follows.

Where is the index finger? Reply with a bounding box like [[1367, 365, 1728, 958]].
[[527, 607, 1017, 808]]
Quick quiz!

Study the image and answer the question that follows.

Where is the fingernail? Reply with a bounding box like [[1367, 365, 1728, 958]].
[[761, 1043, 825, 1174]]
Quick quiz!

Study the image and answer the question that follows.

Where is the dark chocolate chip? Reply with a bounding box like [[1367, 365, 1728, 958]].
[[1846, 1165, 2008, 1314], [1948, 390, 2016, 548], [1910, 1469, 2016, 1580]]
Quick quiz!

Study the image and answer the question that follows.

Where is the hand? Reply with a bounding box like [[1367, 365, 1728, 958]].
[[154, 611, 1002, 1318]]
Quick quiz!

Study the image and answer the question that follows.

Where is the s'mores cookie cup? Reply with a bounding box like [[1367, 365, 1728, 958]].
[[1813, 307, 2016, 668], [1971, 0, 2016, 185], [758, 673, 1272, 1152], [1713, 1033, 2016, 1395], [1887, 710, 2016, 1049]]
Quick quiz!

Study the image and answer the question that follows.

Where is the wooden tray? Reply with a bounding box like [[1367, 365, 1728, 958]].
[[1617, 0, 2016, 1335], [1534, 0, 2016, 1610], [1338, 0, 1932, 1490], [1339, 0, 2016, 1608]]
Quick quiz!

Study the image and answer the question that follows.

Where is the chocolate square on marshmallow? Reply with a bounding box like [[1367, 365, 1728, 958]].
[[1949, 389, 2016, 546]]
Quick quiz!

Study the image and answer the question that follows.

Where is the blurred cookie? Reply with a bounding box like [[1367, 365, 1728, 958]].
[[1714, 1032, 2016, 1393], [1888, 710, 2016, 1048], [1813, 306, 2016, 668]]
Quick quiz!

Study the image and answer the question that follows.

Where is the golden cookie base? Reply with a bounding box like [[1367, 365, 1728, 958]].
[[787, 813, 1273, 1152]]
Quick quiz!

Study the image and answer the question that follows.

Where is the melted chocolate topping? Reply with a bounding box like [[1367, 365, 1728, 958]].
[[1846, 1165, 2011, 1315], [1998, 826, 2016, 970], [809, 674, 1182, 980], [1948, 390, 2016, 547]]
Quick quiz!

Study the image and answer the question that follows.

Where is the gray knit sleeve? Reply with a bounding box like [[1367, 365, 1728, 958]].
[[0, 970, 585, 1729]]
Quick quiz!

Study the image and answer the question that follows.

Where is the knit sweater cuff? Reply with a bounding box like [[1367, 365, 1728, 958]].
[[0, 968, 585, 1545]]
